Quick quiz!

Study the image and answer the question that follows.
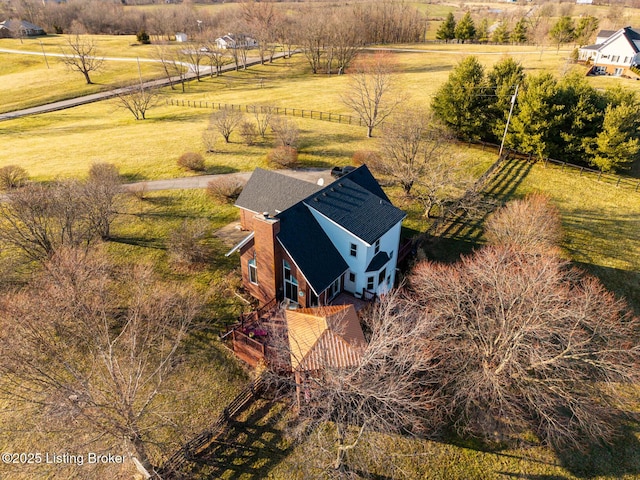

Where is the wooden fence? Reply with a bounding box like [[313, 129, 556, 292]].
[[158, 373, 269, 478], [165, 98, 362, 126]]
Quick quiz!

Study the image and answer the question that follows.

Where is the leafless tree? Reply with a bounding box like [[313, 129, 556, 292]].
[[326, 10, 363, 75], [0, 181, 92, 262], [409, 245, 640, 450], [373, 109, 467, 217], [210, 109, 243, 143], [251, 103, 274, 139], [114, 83, 159, 120], [83, 162, 122, 240], [0, 248, 201, 475], [182, 42, 207, 81], [297, 13, 327, 74], [203, 42, 230, 77], [155, 46, 188, 93], [485, 193, 562, 253], [168, 219, 211, 266], [272, 294, 442, 475], [61, 34, 104, 84], [342, 52, 404, 138], [240, 0, 277, 65], [270, 116, 299, 148]]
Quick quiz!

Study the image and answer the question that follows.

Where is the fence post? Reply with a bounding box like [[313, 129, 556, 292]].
[[636, 181, 639, 192], [597, 171, 602, 181], [579, 167, 584, 176], [616, 178, 621, 187]]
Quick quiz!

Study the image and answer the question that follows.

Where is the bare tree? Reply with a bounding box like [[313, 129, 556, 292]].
[[408, 245, 639, 449], [297, 13, 327, 74], [273, 294, 441, 475], [182, 42, 207, 81], [83, 162, 122, 240], [485, 193, 562, 253], [0, 248, 201, 475], [251, 103, 274, 139], [342, 52, 404, 138], [167, 219, 211, 266], [373, 109, 467, 217], [61, 34, 104, 84], [270, 116, 299, 148], [203, 42, 230, 77], [210, 109, 243, 143], [0, 165, 28, 191], [155, 46, 188, 93], [114, 83, 159, 120]]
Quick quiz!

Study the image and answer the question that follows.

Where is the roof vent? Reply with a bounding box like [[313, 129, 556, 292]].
[[317, 178, 324, 186], [263, 212, 269, 218], [322, 192, 327, 197], [314, 197, 319, 202]]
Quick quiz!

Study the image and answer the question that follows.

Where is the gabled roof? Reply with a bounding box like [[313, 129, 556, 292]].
[[304, 177, 406, 245], [235, 168, 322, 216], [0, 19, 45, 33], [286, 305, 365, 371], [596, 29, 617, 42], [276, 202, 349, 295], [366, 251, 390, 272], [585, 26, 640, 54]]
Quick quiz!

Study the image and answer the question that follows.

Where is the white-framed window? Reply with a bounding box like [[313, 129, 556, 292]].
[[374, 239, 380, 254], [350, 243, 357, 257], [349, 272, 356, 283], [614, 67, 623, 76], [327, 277, 341, 299], [283, 260, 298, 302], [612, 55, 620, 63], [248, 257, 258, 284], [366, 276, 374, 290]]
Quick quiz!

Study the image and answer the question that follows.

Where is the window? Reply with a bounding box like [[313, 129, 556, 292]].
[[614, 67, 623, 76], [374, 239, 380, 254], [248, 258, 258, 284], [350, 243, 357, 257], [612, 55, 620, 63], [624, 56, 630, 63], [366, 276, 374, 291], [378, 268, 386, 285], [283, 260, 298, 302], [349, 272, 356, 283]]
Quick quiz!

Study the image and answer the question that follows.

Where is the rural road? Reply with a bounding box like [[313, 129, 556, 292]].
[[0, 50, 288, 121], [121, 168, 335, 192]]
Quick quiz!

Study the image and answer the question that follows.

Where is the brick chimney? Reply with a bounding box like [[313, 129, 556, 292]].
[[252, 212, 281, 304]]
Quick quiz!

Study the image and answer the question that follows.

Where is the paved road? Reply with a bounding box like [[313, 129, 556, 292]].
[[121, 168, 335, 192], [0, 50, 288, 121]]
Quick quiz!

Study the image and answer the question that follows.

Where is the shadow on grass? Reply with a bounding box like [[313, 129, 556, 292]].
[[109, 235, 165, 250], [496, 474, 570, 479], [553, 422, 640, 478], [190, 400, 292, 480], [574, 262, 640, 315]]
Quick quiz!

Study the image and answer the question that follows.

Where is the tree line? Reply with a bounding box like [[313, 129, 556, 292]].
[[432, 56, 640, 172]]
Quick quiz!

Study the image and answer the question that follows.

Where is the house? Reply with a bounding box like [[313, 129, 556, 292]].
[[0, 19, 45, 38], [286, 304, 366, 406], [576, 0, 593, 4], [578, 26, 640, 77], [174, 32, 188, 42], [215, 33, 258, 50], [227, 166, 406, 309]]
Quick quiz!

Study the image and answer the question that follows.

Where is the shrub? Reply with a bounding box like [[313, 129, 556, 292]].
[[0, 165, 28, 190], [267, 146, 298, 168], [239, 121, 258, 146], [352, 150, 381, 166], [136, 29, 151, 44], [168, 219, 211, 266], [177, 152, 205, 172], [270, 116, 299, 148], [206, 177, 244, 203]]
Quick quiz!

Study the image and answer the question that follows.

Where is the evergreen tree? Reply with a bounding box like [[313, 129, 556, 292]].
[[492, 21, 510, 44], [511, 18, 528, 44], [507, 73, 565, 159], [588, 103, 640, 172], [432, 56, 487, 140], [454, 12, 476, 44], [575, 16, 599, 46], [476, 18, 489, 43], [550, 16, 575, 50], [486, 58, 525, 143], [436, 12, 456, 43]]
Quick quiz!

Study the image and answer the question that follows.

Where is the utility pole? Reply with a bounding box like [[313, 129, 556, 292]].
[[499, 83, 519, 159]]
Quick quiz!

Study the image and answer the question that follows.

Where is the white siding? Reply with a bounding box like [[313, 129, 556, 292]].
[[595, 35, 636, 66], [307, 208, 403, 297]]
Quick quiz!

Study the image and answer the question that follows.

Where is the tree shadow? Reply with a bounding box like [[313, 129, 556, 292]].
[[108, 235, 165, 250], [497, 474, 570, 480], [189, 400, 292, 479], [553, 422, 640, 478]]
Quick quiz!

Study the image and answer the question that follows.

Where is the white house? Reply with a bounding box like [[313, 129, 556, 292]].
[[215, 33, 258, 50], [228, 166, 406, 308], [175, 32, 188, 42], [579, 27, 640, 77]]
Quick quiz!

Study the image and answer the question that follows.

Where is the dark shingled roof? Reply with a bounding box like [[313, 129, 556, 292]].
[[339, 165, 390, 202], [366, 251, 390, 272], [235, 168, 322, 216], [303, 177, 406, 245], [276, 203, 349, 295]]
